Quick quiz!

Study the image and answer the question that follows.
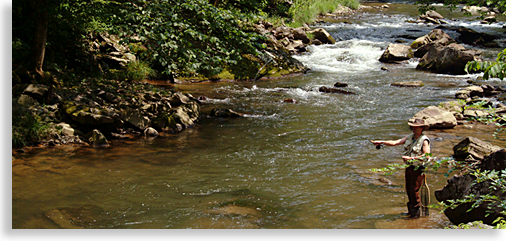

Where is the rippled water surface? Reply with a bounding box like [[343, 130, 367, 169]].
[[12, 2, 506, 229]]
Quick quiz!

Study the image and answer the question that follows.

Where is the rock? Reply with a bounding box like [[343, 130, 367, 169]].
[[379, 43, 414, 63], [45, 205, 104, 229], [283, 98, 297, 103], [456, 27, 498, 47], [57, 123, 74, 136], [22, 84, 49, 103], [210, 108, 246, 118], [144, 127, 159, 137], [64, 102, 123, 129], [409, 106, 457, 129], [438, 100, 465, 114], [422, 10, 444, 20], [412, 29, 456, 58], [462, 109, 490, 119], [291, 27, 310, 44], [273, 26, 292, 39], [309, 28, 336, 45], [153, 100, 200, 132], [391, 81, 424, 87], [334, 82, 348, 88], [481, 16, 497, 24], [286, 40, 306, 54], [92, 33, 136, 70], [89, 129, 109, 148], [477, 148, 506, 172], [169, 92, 190, 106], [169, 100, 200, 128], [319, 86, 356, 95], [435, 149, 506, 225], [17, 94, 37, 106], [416, 43, 482, 75], [462, 6, 490, 16], [452, 137, 503, 161], [455, 86, 484, 100], [123, 110, 151, 130]]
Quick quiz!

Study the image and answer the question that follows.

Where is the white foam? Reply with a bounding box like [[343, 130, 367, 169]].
[[293, 40, 384, 73]]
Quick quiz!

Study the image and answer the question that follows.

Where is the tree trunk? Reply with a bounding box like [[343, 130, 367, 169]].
[[30, 0, 48, 76]]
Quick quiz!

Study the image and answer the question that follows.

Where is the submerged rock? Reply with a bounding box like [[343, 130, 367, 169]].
[[90, 129, 109, 148], [210, 108, 246, 118], [391, 81, 424, 87], [319, 86, 356, 95]]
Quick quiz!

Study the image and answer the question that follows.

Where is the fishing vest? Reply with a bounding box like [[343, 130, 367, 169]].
[[403, 133, 430, 165]]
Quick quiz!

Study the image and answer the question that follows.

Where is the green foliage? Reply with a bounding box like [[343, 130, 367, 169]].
[[113, 0, 266, 78], [466, 48, 506, 80], [12, 105, 54, 148], [123, 61, 158, 81]]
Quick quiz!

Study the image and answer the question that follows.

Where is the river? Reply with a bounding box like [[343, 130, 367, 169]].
[[12, 1, 506, 229]]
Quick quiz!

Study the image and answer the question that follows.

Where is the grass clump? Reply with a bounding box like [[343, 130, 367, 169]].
[[123, 61, 158, 81], [284, 0, 360, 27]]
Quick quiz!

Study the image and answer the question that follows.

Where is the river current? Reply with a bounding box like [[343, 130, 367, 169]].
[[12, 2, 506, 229]]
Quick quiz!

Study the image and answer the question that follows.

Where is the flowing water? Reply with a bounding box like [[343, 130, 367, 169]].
[[12, 2, 506, 229]]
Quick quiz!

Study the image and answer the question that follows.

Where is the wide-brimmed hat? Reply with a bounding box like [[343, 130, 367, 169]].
[[408, 118, 429, 128]]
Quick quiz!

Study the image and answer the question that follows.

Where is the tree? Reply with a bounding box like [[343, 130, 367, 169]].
[[13, 0, 267, 80], [465, 48, 506, 80], [114, 0, 265, 78], [13, 0, 117, 78], [30, 0, 49, 77]]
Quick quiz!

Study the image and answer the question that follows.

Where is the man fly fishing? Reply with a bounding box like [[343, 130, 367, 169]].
[[370, 118, 431, 218]]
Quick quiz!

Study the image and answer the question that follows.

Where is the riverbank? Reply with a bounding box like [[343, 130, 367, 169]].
[[11, 2, 365, 150]]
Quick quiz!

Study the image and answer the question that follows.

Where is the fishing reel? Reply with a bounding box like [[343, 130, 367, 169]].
[[376, 144, 382, 150]]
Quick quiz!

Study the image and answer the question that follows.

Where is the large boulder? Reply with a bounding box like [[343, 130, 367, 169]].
[[456, 27, 498, 47], [453, 137, 503, 161], [309, 28, 336, 45], [379, 43, 414, 63], [409, 106, 457, 129], [411, 29, 455, 53], [416, 43, 482, 75], [22, 84, 49, 103], [435, 149, 506, 225], [63, 102, 123, 128]]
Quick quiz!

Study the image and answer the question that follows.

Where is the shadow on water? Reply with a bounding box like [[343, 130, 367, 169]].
[[12, 2, 506, 229]]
